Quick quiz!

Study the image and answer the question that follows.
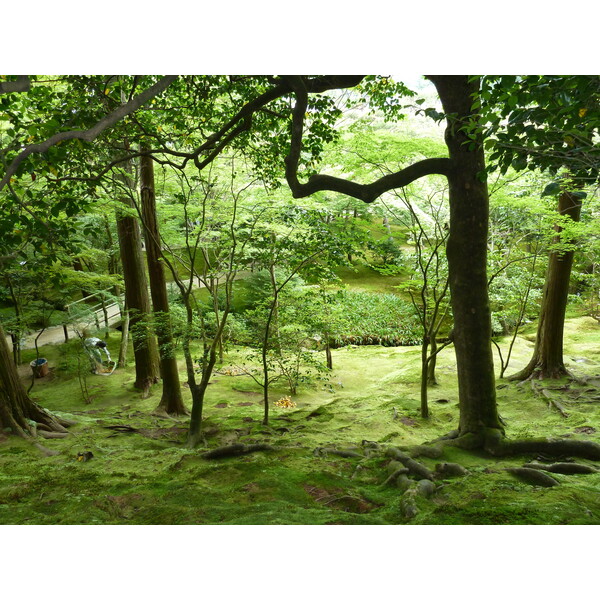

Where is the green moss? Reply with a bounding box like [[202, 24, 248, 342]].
[[2, 317, 600, 524]]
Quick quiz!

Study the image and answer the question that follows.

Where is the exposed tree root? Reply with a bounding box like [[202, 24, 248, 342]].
[[386, 447, 435, 480], [399, 479, 440, 519], [381, 466, 410, 487], [151, 407, 190, 419], [401, 488, 419, 519], [506, 467, 560, 487], [508, 362, 573, 383], [528, 381, 571, 417], [33, 443, 60, 457], [548, 398, 569, 418], [36, 430, 69, 439], [440, 428, 600, 461], [430, 430, 460, 443], [406, 444, 444, 459], [523, 461, 598, 475]]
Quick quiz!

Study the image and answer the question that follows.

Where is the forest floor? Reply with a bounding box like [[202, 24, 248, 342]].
[[2, 316, 600, 525]]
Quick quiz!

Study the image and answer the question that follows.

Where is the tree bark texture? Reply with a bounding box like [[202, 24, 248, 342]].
[[115, 163, 159, 395], [0, 322, 67, 436], [139, 150, 186, 415], [510, 191, 583, 380], [428, 75, 503, 437]]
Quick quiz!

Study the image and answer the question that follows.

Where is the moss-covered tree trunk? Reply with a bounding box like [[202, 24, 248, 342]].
[[115, 163, 159, 396], [510, 190, 583, 380], [139, 149, 186, 415], [0, 322, 68, 437], [429, 75, 503, 439]]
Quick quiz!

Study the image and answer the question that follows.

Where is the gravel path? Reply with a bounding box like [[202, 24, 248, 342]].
[[4, 303, 122, 350]]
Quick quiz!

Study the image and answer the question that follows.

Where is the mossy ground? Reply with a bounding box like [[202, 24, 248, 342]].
[[2, 318, 600, 525]]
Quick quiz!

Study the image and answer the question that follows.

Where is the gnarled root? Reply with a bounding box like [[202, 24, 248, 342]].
[[506, 467, 560, 487], [37, 430, 69, 439], [523, 462, 598, 475], [483, 428, 600, 461], [386, 447, 435, 480], [439, 427, 600, 461]]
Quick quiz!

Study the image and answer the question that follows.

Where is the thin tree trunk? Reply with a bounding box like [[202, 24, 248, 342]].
[[427, 335, 438, 386], [117, 306, 130, 369], [139, 148, 186, 415], [262, 294, 279, 426], [420, 338, 430, 418], [509, 190, 582, 380], [325, 340, 333, 370]]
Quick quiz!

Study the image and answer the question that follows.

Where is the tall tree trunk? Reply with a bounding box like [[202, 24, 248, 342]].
[[139, 149, 186, 415], [103, 213, 122, 309], [115, 162, 159, 396], [429, 75, 503, 440], [509, 190, 583, 380]]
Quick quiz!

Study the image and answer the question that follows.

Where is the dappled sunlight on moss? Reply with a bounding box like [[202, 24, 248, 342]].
[[2, 318, 600, 524]]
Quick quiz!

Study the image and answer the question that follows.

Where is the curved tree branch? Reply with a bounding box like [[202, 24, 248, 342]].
[[283, 75, 451, 203], [188, 75, 365, 169], [0, 76, 31, 95], [0, 75, 178, 192], [288, 161, 452, 203]]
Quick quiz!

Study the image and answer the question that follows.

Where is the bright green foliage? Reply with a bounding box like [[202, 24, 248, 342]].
[[325, 289, 421, 347]]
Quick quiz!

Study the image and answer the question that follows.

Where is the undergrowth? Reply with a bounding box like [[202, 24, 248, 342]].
[[2, 317, 600, 525]]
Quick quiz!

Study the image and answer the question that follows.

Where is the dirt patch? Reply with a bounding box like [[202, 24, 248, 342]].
[[237, 402, 254, 406], [574, 426, 597, 435], [215, 403, 228, 409], [399, 416, 418, 427], [17, 363, 57, 387], [94, 493, 144, 519]]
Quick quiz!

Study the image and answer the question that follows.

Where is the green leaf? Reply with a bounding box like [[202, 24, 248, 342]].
[[541, 181, 561, 197], [511, 156, 527, 171], [571, 191, 587, 200]]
